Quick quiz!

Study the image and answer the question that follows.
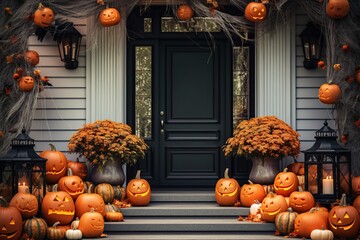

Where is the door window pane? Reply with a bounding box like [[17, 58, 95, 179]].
[[135, 46, 152, 138], [161, 17, 220, 32]]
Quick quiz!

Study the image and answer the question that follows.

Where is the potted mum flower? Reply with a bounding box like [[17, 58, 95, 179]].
[[223, 116, 300, 184], [68, 119, 149, 185]]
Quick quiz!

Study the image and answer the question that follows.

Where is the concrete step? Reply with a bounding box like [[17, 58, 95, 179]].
[[121, 202, 249, 217], [150, 191, 215, 202], [104, 218, 276, 232]]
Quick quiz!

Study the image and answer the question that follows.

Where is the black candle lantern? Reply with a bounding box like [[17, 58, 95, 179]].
[[56, 22, 82, 69], [0, 129, 47, 204], [299, 22, 323, 70], [302, 121, 352, 205]]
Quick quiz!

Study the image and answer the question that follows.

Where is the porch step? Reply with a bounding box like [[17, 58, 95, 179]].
[[150, 191, 215, 202]]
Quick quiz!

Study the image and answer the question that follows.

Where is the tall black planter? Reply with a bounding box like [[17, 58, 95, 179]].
[[249, 157, 280, 185], [90, 160, 125, 186]]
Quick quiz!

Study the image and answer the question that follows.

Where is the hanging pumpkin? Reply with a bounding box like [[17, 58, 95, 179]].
[[240, 180, 265, 207], [75, 193, 105, 218], [275, 207, 298, 236], [352, 176, 360, 195], [215, 168, 240, 206], [126, 170, 151, 206], [18, 75, 35, 92], [94, 183, 115, 204], [9, 191, 39, 219], [46, 221, 66, 240], [318, 82, 342, 104], [78, 208, 104, 238], [328, 194, 360, 239], [317, 60, 326, 69], [57, 168, 84, 200], [289, 187, 315, 213], [39, 144, 67, 184], [0, 205, 22, 240], [244, 2, 267, 22], [326, 0, 350, 19], [259, 192, 288, 222], [177, 4, 194, 21], [294, 208, 329, 238], [22, 217, 48, 240], [33, 3, 55, 27], [99, 7, 121, 27], [25, 50, 40, 66], [67, 158, 88, 180], [310, 226, 334, 240], [273, 168, 299, 197]]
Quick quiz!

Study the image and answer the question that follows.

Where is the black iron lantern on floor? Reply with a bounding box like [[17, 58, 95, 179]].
[[299, 22, 323, 70], [0, 129, 47, 204], [56, 22, 82, 69], [302, 121, 351, 205]]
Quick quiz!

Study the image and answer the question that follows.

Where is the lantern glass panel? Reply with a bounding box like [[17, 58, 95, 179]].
[[308, 163, 318, 194], [339, 162, 350, 194], [0, 163, 13, 203], [321, 163, 334, 195]]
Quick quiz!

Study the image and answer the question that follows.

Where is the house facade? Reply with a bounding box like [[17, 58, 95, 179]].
[[29, 5, 331, 188]]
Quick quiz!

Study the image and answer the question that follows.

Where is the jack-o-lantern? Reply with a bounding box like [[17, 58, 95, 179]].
[[328, 194, 360, 239], [41, 186, 75, 226], [274, 168, 299, 197], [215, 168, 240, 206], [78, 208, 104, 238], [25, 50, 40, 66], [244, 2, 267, 22], [240, 180, 266, 207], [67, 158, 88, 180], [353, 195, 360, 214], [294, 208, 329, 238], [289, 187, 315, 213], [75, 193, 105, 218], [326, 0, 350, 19], [318, 83, 342, 104], [39, 144, 67, 184], [0, 206, 22, 240], [352, 176, 360, 195], [177, 4, 194, 21], [57, 168, 84, 200], [259, 192, 288, 222], [18, 76, 35, 92], [126, 170, 151, 206], [34, 3, 55, 27], [9, 192, 38, 219], [99, 7, 121, 27]]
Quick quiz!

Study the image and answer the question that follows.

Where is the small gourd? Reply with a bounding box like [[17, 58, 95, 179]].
[[249, 199, 262, 216], [310, 226, 334, 240], [65, 227, 82, 240]]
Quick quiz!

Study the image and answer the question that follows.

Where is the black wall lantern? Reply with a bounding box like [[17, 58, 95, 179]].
[[56, 22, 82, 69], [0, 129, 47, 205], [299, 22, 323, 70], [302, 121, 352, 205]]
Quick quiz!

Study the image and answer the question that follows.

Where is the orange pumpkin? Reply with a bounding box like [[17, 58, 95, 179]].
[[25, 50, 40, 66], [353, 195, 360, 214], [46, 221, 65, 240], [274, 168, 299, 197], [177, 4, 194, 21], [0, 206, 22, 240], [244, 2, 267, 22], [99, 7, 121, 27], [34, 3, 55, 27], [18, 76, 35, 92], [39, 144, 67, 184], [318, 83, 342, 104], [286, 162, 305, 176], [215, 168, 240, 206], [240, 180, 266, 207], [9, 191, 38, 219], [126, 170, 151, 206], [105, 211, 123, 222], [289, 187, 315, 213], [67, 158, 88, 180], [259, 192, 288, 222], [75, 193, 105, 218], [78, 208, 104, 238], [57, 168, 84, 200], [352, 176, 360, 195], [328, 194, 360, 239], [94, 183, 114, 204], [294, 208, 329, 238], [326, 0, 350, 19]]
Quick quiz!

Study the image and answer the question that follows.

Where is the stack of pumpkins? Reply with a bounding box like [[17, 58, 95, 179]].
[[214, 168, 360, 240]]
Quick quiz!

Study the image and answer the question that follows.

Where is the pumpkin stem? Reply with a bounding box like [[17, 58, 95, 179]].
[[38, 3, 44, 9], [248, 180, 254, 185], [52, 184, 58, 192], [298, 186, 303, 192], [254, 199, 260, 204], [339, 193, 347, 206], [287, 207, 294, 212], [67, 168, 73, 176], [321, 225, 325, 230], [53, 221, 60, 228], [90, 207, 95, 212], [49, 143, 57, 151], [283, 168, 288, 172], [135, 170, 141, 179], [224, 168, 229, 178]]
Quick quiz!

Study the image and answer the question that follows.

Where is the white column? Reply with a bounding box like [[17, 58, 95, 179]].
[[86, 17, 126, 123], [255, 19, 296, 127]]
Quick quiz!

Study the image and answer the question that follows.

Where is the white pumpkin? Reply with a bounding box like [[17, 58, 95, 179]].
[[310, 226, 334, 240], [249, 199, 262, 216], [65, 228, 82, 240], [70, 217, 80, 230]]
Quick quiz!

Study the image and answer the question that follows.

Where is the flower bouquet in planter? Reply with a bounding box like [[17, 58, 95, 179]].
[[223, 116, 300, 184], [68, 120, 149, 185]]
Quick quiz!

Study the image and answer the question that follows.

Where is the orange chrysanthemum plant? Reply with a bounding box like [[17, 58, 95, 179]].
[[223, 116, 300, 159], [68, 120, 149, 167]]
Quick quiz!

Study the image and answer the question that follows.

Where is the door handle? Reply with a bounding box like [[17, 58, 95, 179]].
[[160, 120, 164, 134]]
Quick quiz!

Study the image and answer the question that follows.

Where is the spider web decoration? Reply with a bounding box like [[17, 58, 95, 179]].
[[0, 0, 359, 175]]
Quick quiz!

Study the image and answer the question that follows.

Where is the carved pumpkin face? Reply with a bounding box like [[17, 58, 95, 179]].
[[244, 2, 267, 22], [177, 4, 194, 21], [215, 178, 240, 206], [326, 0, 350, 19], [126, 170, 151, 206], [58, 174, 84, 200], [329, 202, 360, 238], [260, 193, 288, 222], [0, 206, 22, 240], [353, 195, 360, 214], [9, 192, 38, 219], [289, 190, 315, 213], [318, 83, 342, 104], [99, 8, 121, 27], [75, 193, 105, 218], [78, 210, 104, 238], [18, 76, 35, 92], [67, 160, 88, 180], [240, 181, 265, 207], [274, 170, 299, 197], [34, 6, 55, 27], [39, 144, 67, 184], [41, 191, 75, 225], [25, 50, 40, 66]]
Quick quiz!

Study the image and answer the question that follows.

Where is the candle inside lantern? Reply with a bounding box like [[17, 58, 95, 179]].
[[322, 176, 334, 194], [18, 182, 28, 193]]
